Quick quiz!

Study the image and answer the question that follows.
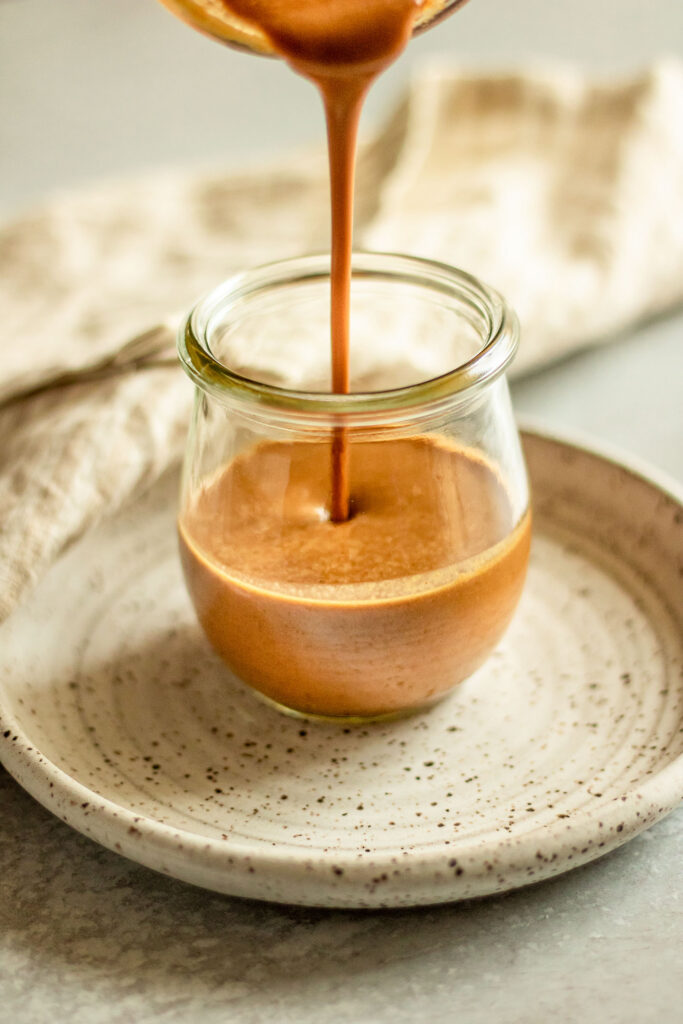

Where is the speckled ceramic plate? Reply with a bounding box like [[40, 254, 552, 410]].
[[0, 427, 681, 908]]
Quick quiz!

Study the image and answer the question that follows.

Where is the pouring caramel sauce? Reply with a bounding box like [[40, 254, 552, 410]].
[[163, 0, 531, 719], [161, 0, 471, 516]]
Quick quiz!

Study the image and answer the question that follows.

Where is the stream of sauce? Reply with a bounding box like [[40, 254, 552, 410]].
[[214, 0, 428, 519]]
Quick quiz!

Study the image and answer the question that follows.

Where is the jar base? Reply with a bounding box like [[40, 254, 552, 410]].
[[250, 686, 453, 726]]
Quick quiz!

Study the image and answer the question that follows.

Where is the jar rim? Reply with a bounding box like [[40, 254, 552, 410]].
[[178, 252, 519, 418]]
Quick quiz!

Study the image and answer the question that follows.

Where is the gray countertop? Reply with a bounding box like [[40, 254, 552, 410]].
[[1, 1, 682, 1021]]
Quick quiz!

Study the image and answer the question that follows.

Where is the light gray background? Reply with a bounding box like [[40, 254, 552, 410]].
[[1, 2, 682, 1022]]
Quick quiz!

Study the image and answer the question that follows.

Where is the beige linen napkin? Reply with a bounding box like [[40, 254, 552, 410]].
[[2, 62, 683, 620]]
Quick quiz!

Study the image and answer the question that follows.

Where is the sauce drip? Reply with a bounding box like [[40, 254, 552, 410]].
[[216, 0, 426, 519]]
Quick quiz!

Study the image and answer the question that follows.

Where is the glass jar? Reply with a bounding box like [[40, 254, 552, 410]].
[[177, 252, 531, 722]]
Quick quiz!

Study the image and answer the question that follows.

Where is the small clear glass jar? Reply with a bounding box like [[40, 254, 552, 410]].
[[177, 253, 531, 722]]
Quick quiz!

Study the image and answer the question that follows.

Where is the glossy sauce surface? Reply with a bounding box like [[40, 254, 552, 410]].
[[179, 438, 531, 717]]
